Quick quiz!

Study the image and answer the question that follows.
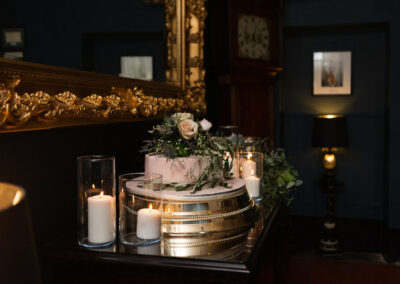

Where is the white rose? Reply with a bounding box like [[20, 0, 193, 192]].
[[199, 118, 212, 131], [178, 119, 198, 140], [172, 112, 194, 121]]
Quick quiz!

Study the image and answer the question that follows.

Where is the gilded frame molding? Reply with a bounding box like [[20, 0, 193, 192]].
[[165, 0, 207, 114], [0, 0, 207, 132]]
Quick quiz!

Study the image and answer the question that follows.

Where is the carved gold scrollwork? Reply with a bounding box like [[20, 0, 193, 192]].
[[0, 76, 202, 129], [165, 0, 207, 115], [187, 56, 203, 67], [187, 33, 200, 43]]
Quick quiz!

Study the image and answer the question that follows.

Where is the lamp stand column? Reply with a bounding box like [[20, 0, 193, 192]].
[[319, 170, 342, 255]]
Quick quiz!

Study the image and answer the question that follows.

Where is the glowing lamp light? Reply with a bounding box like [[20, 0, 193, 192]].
[[312, 114, 348, 171], [323, 153, 336, 170]]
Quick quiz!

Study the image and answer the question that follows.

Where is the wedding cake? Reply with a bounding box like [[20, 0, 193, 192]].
[[131, 113, 257, 256], [145, 154, 210, 183]]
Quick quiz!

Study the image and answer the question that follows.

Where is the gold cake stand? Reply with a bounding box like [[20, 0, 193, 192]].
[[127, 179, 258, 257]]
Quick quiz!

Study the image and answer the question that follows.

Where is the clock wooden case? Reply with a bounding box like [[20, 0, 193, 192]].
[[207, 0, 282, 139]]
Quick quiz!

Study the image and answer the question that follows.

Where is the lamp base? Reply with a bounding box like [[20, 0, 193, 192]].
[[319, 221, 340, 255], [318, 170, 345, 256]]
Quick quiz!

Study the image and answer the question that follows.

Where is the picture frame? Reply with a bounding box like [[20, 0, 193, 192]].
[[3, 51, 23, 60], [313, 51, 351, 95], [119, 56, 153, 81], [1, 28, 24, 48]]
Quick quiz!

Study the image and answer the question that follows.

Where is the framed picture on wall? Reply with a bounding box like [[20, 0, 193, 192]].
[[119, 56, 153, 80], [3, 51, 23, 60], [1, 28, 24, 48], [313, 51, 351, 95]]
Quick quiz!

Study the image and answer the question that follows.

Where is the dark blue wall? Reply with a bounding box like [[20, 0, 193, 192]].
[[3, 0, 400, 228], [283, 0, 400, 228], [1, 0, 165, 69]]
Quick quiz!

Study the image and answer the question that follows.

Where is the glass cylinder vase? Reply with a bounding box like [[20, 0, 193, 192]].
[[77, 155, 116, 248], [241, 136, 264, 153], [119, 172, 163, 246], [239, 152, 263, 201]]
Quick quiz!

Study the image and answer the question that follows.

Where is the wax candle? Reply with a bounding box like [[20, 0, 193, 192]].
[[88, 191, 115, 244], [244, 173, 260, 198], [241, 158, 257, 179], [136, 204, 161, 240]]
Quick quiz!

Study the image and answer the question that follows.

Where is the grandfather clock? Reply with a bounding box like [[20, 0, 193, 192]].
[[206, 0, 283, 139]]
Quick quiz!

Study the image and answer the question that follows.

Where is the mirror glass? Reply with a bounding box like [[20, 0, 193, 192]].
[[1, 0, 167, 81]]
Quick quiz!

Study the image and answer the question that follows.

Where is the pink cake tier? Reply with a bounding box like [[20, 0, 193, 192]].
[[145, 154, 213, 183]]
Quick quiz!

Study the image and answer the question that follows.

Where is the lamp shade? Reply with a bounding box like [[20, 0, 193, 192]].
[[0, 183, 41, 284], [312, 115, 348, 147]]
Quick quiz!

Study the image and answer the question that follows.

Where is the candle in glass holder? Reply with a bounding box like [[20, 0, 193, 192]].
[[241, 153, 257, 178], [136, 204, 161, 239], [244, 170, 260, 198], [88, 190, 115, 243]]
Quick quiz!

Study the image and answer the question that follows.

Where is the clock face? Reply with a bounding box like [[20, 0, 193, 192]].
[[237, 14, 270, 60]]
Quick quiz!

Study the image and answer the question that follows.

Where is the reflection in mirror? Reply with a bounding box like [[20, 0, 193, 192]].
[[1, 0, 166, 80], [0, 0, 207, 132], [82, 32, 167, 82]]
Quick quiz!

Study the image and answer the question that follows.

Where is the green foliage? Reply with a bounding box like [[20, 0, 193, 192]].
[[262, 149, 303, 206]]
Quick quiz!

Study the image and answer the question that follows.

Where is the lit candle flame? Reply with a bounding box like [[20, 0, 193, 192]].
[[92, 184, 95, 190], [100, 191, 104, 198], [247, 153, 252, 160], [149, 204, 153, 210]]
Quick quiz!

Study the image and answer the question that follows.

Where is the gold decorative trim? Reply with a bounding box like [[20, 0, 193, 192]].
[[163, 232, 247, 247], [163, 202, 254, 221], [165, 0, 207, 115], [0, 77, 185, 130]]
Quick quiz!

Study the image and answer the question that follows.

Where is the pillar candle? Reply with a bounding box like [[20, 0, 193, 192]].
[[241, 159, 257, 178], [88, 192, 115, 244], [136, 207, 161, 239], [244, 175, 260, 198]]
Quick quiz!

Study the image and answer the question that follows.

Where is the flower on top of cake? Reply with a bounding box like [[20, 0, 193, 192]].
[[142, 113, 233, 193]]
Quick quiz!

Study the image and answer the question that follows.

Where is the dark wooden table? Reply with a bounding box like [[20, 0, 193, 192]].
[[40, 203, 290, 284]]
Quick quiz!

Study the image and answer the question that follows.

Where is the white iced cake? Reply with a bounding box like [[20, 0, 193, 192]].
[[144, 154, 211, 183]]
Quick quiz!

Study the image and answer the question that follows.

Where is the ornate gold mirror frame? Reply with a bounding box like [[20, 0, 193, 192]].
[[165, 0, 207, 114], [0, 0, 206, 133]]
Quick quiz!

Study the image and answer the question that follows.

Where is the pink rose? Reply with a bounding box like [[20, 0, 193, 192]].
[[178, 119, 198, 140]]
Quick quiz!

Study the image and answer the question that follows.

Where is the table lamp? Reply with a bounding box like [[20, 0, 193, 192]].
[[312, 114, 348, 254], [312, 115, 348, 171], [0, 183, 41, 283]]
